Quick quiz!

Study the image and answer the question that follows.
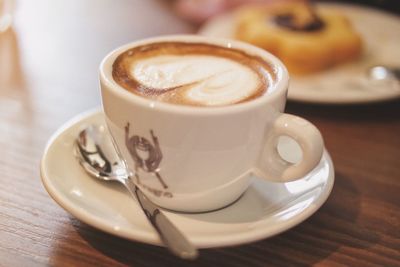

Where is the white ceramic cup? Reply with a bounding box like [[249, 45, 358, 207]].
[[100, 35, 324, 212]]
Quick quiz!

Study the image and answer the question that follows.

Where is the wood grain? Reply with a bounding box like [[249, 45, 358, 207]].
[[0, 0, 399, 266]]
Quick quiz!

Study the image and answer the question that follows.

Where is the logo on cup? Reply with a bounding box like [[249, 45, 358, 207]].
[[125, 123, 172, 198]]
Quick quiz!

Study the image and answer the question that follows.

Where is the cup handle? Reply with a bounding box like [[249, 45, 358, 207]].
[[254, 113, 324, 182]]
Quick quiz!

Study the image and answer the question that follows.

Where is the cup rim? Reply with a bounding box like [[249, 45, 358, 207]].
[[100, 34, 289, 115]]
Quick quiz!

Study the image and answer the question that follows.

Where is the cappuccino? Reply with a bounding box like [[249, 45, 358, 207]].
[[101, 36, 325, 212], [112, 42, 276, 107]]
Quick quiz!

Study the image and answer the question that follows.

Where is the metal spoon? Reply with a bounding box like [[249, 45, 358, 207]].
[[74, 125, 198, 260], [367, 65, 400, 81]]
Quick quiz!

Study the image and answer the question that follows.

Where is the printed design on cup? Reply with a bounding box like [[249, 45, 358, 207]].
[[125, 123, 172, 198]]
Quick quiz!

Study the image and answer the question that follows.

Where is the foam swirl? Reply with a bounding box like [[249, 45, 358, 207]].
[[131, 55, 262, 106], [112, 42, 275, 107]]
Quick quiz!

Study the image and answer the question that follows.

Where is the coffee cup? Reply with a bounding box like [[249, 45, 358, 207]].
[[100, 35, 324, 212]]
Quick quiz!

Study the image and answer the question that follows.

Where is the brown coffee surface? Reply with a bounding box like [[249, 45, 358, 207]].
[[112, 42, 276, 107]]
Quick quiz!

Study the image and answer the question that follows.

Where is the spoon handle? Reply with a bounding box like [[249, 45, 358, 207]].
[[123, 178, 199, 260]]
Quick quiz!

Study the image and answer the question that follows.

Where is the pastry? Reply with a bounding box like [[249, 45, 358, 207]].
[[235, 3, 363, 74]]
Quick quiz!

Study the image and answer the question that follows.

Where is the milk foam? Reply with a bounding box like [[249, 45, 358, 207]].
[[131, 55, 261, 106]]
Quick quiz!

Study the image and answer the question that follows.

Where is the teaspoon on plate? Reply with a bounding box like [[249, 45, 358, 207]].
[[74, 125, 198, 260], [367, 65, 400, 81]]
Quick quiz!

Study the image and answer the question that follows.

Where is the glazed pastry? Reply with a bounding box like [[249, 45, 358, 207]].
[[235, 3, 363, 74]]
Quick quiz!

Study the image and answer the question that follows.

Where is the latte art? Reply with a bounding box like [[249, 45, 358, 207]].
[[132, 55, 260, 106], [112, 42, 276, 107]]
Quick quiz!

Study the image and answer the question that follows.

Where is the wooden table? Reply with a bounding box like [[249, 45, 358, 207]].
[[1, 0, 399, 266]]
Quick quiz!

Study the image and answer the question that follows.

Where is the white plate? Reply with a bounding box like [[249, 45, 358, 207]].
[[41, 110, 334, 248], [199, 3, 400, 104]]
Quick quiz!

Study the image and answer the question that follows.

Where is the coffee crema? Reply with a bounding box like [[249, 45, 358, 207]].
[[112, 42, 276, 107]]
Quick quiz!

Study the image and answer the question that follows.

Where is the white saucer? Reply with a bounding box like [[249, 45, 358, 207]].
[[41, 110, 334, 248], [199, 3, 400, 104]]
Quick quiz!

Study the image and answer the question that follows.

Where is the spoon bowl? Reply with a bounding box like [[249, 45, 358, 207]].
[[367, 65, 400, 81], [75, 125, 128, 181]]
